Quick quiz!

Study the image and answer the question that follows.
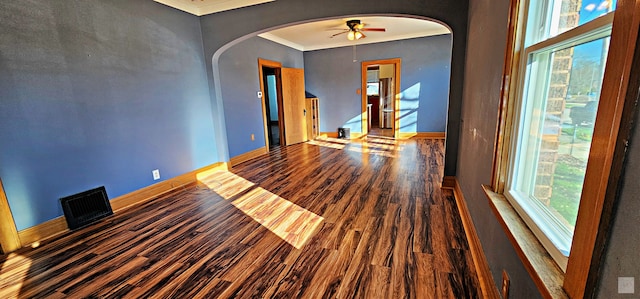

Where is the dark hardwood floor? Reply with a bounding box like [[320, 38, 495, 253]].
[[0, 136, 479, 298]]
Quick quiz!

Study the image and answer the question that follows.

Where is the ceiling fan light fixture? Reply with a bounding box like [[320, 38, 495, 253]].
[[354, 31, 364, 40], [347, 30, 356, 40]]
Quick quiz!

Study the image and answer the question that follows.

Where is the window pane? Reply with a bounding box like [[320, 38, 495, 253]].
[[366, 83, 379, 96], [512, 36, 610, 255], [526, 0, 616, 46]]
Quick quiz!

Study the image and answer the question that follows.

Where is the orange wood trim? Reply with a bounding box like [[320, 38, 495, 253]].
[[483, 185, 568, 299], [110, 162, 229, 211], [16, 162, 229, 248], [447, 179, 501, 299], [361, 58, 402, 138], [258, 58, 283, 151], [565, 0, 640, 297], [397, 132, 446, 139], [361, 61, 368, 136], [0, 178, 22, 253], [229, 147, 268, 167], [319, 132, 365, 139], [17, 217, 68, 249], [492, 0, 524, 193], [320, 132, 339, 138], [441, 176, 456, 189], [394, 60, 401, 139]]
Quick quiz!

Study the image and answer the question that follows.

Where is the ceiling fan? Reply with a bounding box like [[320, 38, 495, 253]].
[[330, 20, 386, 40]]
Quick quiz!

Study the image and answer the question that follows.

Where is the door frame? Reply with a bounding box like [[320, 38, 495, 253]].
[[0, 178, 21, 253], [258, 58, 285, 150], [361, 58, 401, 137]]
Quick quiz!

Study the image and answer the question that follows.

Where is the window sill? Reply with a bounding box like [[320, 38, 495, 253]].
[[482, 185, 568, 299]]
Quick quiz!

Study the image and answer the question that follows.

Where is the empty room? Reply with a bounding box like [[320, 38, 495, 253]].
[[1, 0, 639, 298]]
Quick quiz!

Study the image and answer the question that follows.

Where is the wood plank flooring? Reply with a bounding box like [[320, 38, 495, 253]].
[[0, 137, 480, 298]]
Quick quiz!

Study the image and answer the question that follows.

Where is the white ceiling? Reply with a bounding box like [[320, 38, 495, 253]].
[[152, 1, 451, 52], [259, 17, 451, 51], [154, 0, 274, 16]]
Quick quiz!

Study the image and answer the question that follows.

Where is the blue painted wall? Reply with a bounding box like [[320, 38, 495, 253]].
[[199, 0, 469, 177], [218, 37, 303, 158], [0, 1, 217, 230], [303, 35, 452, 134]]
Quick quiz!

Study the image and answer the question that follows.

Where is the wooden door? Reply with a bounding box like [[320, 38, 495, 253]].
[[281, 68, 307, 145]]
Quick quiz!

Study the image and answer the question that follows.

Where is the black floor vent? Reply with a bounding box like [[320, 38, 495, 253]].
[[60, 186, 113, 230]]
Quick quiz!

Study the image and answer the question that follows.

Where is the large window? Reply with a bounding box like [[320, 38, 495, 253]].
[[506, 0, 615, 270]]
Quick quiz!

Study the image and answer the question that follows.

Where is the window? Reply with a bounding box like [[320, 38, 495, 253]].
[[366, 82, 380, 96], [506, 0, 616, 271]]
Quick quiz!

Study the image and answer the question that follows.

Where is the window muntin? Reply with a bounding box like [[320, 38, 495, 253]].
[[506, 0, 615, 271]]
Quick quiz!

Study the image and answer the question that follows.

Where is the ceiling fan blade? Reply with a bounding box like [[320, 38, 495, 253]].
[[330, 31, 348, 38], [361, 28, 386, 32]]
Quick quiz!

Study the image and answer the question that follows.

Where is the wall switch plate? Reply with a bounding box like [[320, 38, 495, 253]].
[[619, 277, 635, 294], [152, 169, 160, 180], [257, 91, 263, 98], [251, 134, 255, 141]]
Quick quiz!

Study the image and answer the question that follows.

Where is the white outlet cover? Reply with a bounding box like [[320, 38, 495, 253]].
[[152, 169, 160, 180], [618, 277, 634, 294]]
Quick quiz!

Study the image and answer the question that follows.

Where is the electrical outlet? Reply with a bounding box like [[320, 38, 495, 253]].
[[502, 270, 510, 298], [251, 134, 255, 141], [257, 91, 263, 98], [152, 169, 160, 180], [619, 277, 635, 294]]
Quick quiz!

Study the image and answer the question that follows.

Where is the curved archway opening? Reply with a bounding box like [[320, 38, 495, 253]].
[[210, 14, 453, 166]]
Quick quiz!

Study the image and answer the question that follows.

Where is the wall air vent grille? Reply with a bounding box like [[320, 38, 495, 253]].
[[60, 186, 113, 230]]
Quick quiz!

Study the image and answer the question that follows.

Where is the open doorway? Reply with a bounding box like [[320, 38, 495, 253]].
[[262, 67, 281, 148], [361, 59, 401, 138], [258, 59, 285, 150]]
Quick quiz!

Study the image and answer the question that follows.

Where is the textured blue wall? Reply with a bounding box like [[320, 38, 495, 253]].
[[218, 37, 303, 158], [199, 0, 469, 177], [303, 35, 452, 134], [0, 1, 217, 230]]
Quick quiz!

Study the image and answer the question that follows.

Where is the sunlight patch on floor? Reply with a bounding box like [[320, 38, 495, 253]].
[[347, 144, 398, 158], [308, 137, 348, 149], [0, 253, 32, 298], [308, 136, 404, 158], [198, 170, 254, 198], [198, 171, 324, 249]]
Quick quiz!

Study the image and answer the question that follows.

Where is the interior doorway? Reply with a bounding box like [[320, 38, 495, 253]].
[[262, 67, 281, 148], [258, 59, 285, 150], [361, 59, 401, 138]]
